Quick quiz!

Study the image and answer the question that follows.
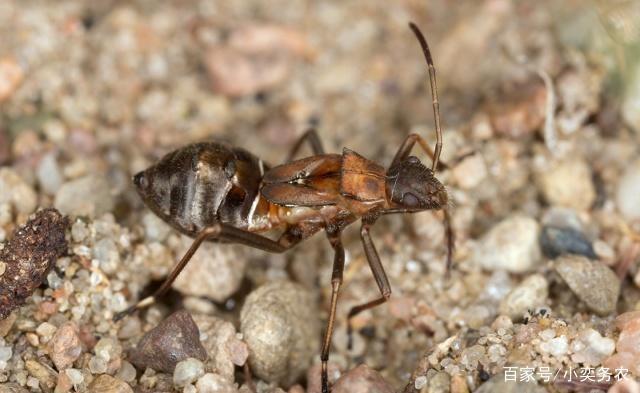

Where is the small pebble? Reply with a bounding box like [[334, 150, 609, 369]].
[[538, 335, 568, 357], [616, 159, 640, 221], [129, 310, 207, 373], [48, 322, 83, 370], [0, 384, 28, 393], [37, 152, 64, 195], [173, 241, 247, 303], [65, 368, 84, 385], [240, 280, 319, 386], [473, 215, 541, 272], [87, 374, 133, 393], [0, 168, 37, 215], [428, 371, 450, 393], [452, 153, 487, 189], [0, 57, 24, 102], [25, 359, 56, 391], [539, 225, 596, 259], [538, 158, 595, 211], [331, 364, 393, 393], [499, 274, 548, 321], [194, 315, 248, 379], [195, 373, 237, 393], [54, 176, 114, 218], [115, 361, 136, 383], [173, 358, 205, 387], [570, 328, 615, 366], [555, 255, 620, 316]]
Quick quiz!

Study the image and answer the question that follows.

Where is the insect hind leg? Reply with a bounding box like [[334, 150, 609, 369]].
[[114, 223, 290, 321]]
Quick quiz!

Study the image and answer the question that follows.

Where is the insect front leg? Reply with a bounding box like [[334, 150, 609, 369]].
[[346, 216, 392, 350], [114, 223, 290, 321], [320, 230, 345, 393]]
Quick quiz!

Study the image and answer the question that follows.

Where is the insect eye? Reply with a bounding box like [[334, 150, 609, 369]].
[[402, 192, 420, 207], [133, 172, 147, 189]]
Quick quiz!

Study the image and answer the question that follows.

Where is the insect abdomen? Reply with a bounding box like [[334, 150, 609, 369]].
[[135, 142, 264, 237]]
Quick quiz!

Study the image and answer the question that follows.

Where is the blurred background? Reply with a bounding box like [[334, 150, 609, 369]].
[[2, 1, 640, 392]]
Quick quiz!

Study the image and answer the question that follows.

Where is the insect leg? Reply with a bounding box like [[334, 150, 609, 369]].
[[321, 230, 345, 393], [285, 128, 325, 163], [114, 223, 290, 321], [444, 208, 454, 275], [390, 133, 445, 170], [346, 220, 392, 349]]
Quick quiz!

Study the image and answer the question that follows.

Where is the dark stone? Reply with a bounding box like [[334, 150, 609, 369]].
[[539, 225, 596, 260], [128, 310, 207, 373], [0, 208, 69, 319]]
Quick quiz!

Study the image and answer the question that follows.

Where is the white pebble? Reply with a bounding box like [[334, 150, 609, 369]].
[[473, 215, 541, 272], [616, 159, 640, 221], [65, 368, 84, 385], [414, 375, 428, 389], [539, 335, 568, 357], [173, 358, 205, 387], [499, 274, 548, 320]]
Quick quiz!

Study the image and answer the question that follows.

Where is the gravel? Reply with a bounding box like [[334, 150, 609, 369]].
[[128, 310, 207, 373], [173, 358, 205, 387], [498, 274, 548, 321], [616, 159, 640, 221], [555, 254, 621, 316], [473, 215, 541, 273], [54, 176, 114, 218], [539, 225, 596, 259], [48, 322, 82, 371], [240, 280, 319, 387], [331, 364, 394, 393]]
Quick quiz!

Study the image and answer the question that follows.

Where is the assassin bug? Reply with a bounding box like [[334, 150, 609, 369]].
[[115, 22, 453, 393]]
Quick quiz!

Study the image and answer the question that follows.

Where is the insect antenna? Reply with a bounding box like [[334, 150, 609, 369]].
[[408, 22, 442, 172]]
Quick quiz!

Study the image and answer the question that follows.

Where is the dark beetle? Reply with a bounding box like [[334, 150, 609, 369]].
[[117, 23, 453, 393]]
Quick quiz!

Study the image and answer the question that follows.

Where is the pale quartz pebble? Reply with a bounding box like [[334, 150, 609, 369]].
[[617, 159, 640, 221], [0, 168, 37, 214], [539, 335, 568, 357], [452, 153, 487, 189], [538, 158, 595, 211], [173, 240, 247, 302], [240, 281, 319, 386], [196, 373, 238, 393], [36, 322, 57, 338], [116, 361, 136, 383], [65, 368, 83, 385], [473, 215, 541, 272], [499, 274, 548, 320], [54, 176, 114, 218], [539, 328, 556, 341], [414, 375, 428, 389], [173, 358, 205, 387], [570, 328, 615, 366]]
